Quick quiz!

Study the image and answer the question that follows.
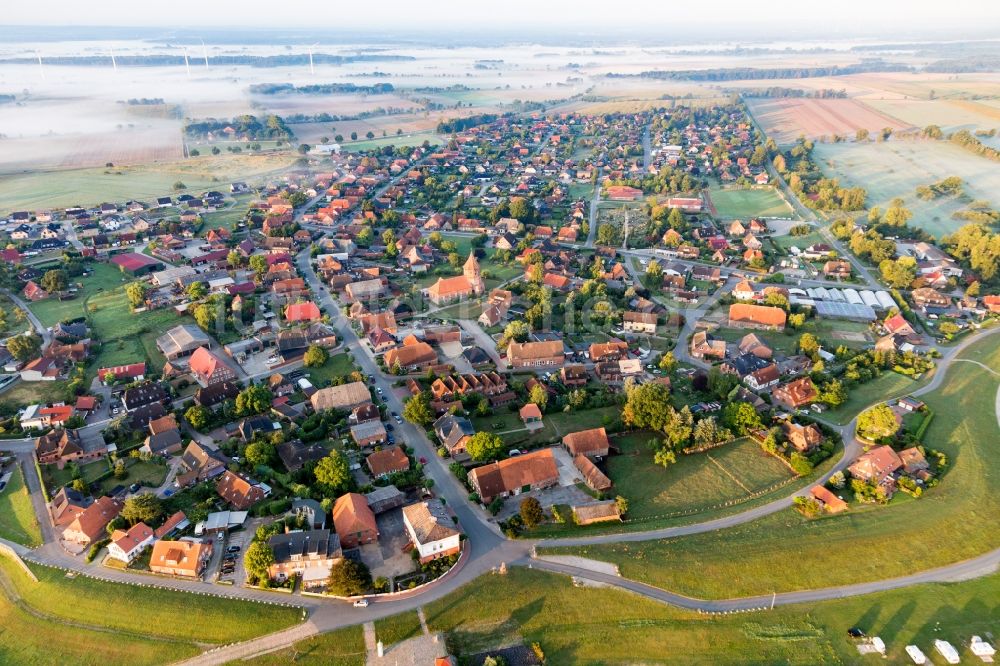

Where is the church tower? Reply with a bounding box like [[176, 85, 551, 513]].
[[463, 251, 484, 295]]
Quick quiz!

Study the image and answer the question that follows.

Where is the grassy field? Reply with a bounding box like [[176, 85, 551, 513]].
[[423, 566, 1000, 665], [26, 262, 130, 327], [707, 186, 794, 219], [0, 153, 294, 215], [812, 140, 1000, 238], [0, 466, 42, 547], [86, 286, 185, 373], [0, 380, 70, 413], [200, 199, 249, 232], [1, 555, 302, 644], [710, 319, 873, 356], [374, 610, 423, 647], [238, 626, 365, 666], [545, 334, 1000, 599], [608, 433, 795, 520], [0, 562, 195, 665], [823, 370, 933, 425], [769, 230, 825, 252], [342, 131, 441, 152]]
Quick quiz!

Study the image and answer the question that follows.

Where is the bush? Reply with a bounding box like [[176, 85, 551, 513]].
[[86, 537, 110, 562]]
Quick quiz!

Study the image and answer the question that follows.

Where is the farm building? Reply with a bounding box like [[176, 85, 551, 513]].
[[110, 252, 164, 277]]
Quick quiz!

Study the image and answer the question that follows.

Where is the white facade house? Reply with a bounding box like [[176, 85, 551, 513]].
[[402, 500, 461, 564], [107, 522, 155, 563]]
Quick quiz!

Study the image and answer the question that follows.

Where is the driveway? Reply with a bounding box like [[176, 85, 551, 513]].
[[360, 507, 415, 583]]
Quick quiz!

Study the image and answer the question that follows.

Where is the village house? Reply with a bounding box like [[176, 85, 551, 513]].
[[267, 529, 343, 590], [351, 420, 388, 448], [384, 342, 438, 372], [175, 442, 228, 487], [332, 493, 379, 548], [772, 377, 819, 410], [62, 496, 122, 546], [215, 471, 265, 510], [469, 448, 560, 504], [402, 500, 461, 564], [728, 303, 787, 330], [810, 486, 848, 514], [783, 421, 823, 452], [310, 381, 372, 413], [107, 522, 155, 563], [623, 311, 657, 334], [560, 364, 588, 387], [847, 445, 903, 497], [276, 440, 326, 473], [48, 486, 93, 526], [366, 445, 410, 478], [506, 340, 565, 369], [690, 331, 726, 360], [433, 413, 475, 455], [188, 346, 238, 387], [562, 427, 610, 459], [149, 539, 213, 578], [35, 429, 106, 469]]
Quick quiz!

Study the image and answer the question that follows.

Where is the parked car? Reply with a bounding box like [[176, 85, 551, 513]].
[[226, 545, 241, 553]]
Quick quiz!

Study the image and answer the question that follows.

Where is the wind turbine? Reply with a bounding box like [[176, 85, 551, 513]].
[[110, 46, 118, 72], [308, 43, 318, 75], [35, 50, 45, 80], [200, 40, 209, 69], [183, 47, 191, 78]]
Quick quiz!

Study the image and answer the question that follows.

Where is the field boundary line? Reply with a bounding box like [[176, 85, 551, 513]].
[[705, 455, 751, 493]]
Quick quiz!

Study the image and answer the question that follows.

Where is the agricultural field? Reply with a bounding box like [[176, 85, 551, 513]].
[[606, 433, 797, 521], [0, 125, 184, 172], [706, 185, 795, 219], [544, 335, 1000, 600], [0, 466, 43, 547], [812, 140, 1000, 238], [425, 566, 1000, 665], [864, 98, 1000, 132], [0, 152, 294, 215], [746, 98, 913, 145]]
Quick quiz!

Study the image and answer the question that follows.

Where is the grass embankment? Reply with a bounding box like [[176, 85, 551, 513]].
[[422, 567, 1000, 665], [0, 554, 302, 647], [237, 626, 365, 666], [0, 466, 43, 547], [374, 610, 423, 647], [543, 335, 1000, 599]]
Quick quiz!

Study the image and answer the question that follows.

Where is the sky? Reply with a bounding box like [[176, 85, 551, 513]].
[[4, 0, 1000, 37]]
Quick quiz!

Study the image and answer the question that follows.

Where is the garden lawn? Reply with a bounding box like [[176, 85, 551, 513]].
[[708, 186, 794, 219], [1, 555, 302, 644], [0, 559, 194, 665], [86, 287, 184, 371], [424, 566, 1000, 665], [374, 610, 423, 647], [544, 335, 1000, 599], [26, 262, 131, 327], [770, 230, 825, 252], [304, 352, 358, 387], [238, 626, 365, 666], [824, 370, 932, 425], [0, 295, 32, 339], [0, 466, 42, 547], [96, 459, 169, 495]]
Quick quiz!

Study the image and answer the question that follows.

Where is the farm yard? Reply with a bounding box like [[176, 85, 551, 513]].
[[812, 140, 1000, 237], [746, 98, 913, 145], [706, 185, 795, 219]]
